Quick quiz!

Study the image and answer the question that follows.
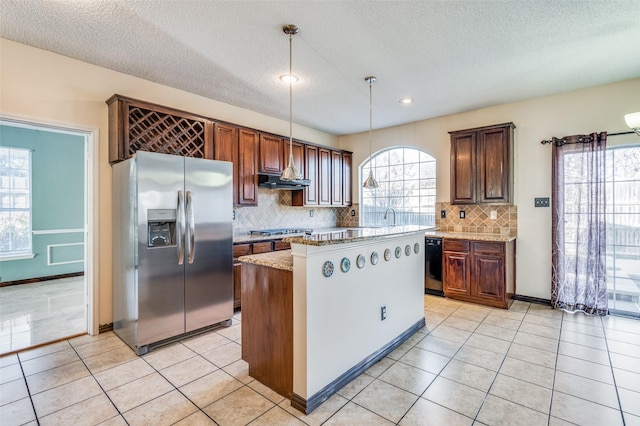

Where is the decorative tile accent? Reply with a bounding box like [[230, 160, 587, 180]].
[[435, 202, 517, 236]]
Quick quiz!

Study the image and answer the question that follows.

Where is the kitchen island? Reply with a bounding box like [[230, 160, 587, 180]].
[[239, 226, 429, 414]]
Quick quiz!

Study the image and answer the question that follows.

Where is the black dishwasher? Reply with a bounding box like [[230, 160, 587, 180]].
[[425, 237, 443, 296]]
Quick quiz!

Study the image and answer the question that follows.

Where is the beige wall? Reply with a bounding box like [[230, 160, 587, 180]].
[[341, 78, 640, 299], [0, 39, 339, 326]]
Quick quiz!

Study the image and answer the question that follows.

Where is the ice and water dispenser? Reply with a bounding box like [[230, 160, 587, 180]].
[[147, 209, 177, 248]]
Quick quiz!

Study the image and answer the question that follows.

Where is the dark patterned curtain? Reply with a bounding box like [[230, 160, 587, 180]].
[[551, 132, 608, 315]]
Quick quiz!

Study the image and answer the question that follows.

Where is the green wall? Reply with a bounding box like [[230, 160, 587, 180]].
[[0, 124, 85, 282]]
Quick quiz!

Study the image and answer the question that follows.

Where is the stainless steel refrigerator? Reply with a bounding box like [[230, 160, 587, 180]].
[[112, 151, 233, 355]]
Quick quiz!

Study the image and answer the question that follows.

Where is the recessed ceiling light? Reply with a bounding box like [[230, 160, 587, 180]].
[[399, 98, 414, 104], [279, 74, 299, 84]]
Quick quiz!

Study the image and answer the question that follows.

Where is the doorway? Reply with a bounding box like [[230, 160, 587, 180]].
[[0, 117, 97, 353]]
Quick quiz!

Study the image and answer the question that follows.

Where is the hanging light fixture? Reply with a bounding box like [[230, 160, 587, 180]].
[[280, 24, 303, 181], [363, 76, 379, 189], [624, 112, 640, 136]]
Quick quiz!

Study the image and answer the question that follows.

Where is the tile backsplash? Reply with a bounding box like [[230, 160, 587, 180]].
[[435, 202, 517, 235], [234, 188, 356, 235]]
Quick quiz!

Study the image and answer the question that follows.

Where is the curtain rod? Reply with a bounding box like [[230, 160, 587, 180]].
[[540, 130, 635, 145]]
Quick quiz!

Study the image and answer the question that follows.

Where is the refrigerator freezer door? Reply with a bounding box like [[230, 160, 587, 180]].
[[184, 157, 233, 332], [136, 152, 186, 346]]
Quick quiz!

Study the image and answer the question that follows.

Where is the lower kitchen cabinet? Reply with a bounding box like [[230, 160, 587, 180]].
[[443, 238, 515, 308], [232, 239, 291, 308]]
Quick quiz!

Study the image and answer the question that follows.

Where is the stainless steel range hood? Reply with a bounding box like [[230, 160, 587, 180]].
[[258, 174, 310, 190]]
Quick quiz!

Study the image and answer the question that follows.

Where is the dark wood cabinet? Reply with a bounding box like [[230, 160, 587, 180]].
[[292, 145, 319, 206], [443, 238, 515, 308], [238, 129, 259, 206], [342, 152, 352, 206], [258, 134, 284, 175], [331, 150, 343, 205], [214, 123, 239, 205], [318, 148, 331, 205], [449, 122, 514, 205]]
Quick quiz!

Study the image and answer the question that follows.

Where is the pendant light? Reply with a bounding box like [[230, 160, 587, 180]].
[[280, 24, 303, 181], [363, 76, 379, 189]]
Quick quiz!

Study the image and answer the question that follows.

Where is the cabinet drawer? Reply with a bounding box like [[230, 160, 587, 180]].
[[473, 242, 504, 254], [252, 241, 273, 254], [443, 239, 470, 252], [273, 240, 291, 251], [233, 243, 252, 258]]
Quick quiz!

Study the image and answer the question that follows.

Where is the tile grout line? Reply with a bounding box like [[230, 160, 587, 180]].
[[601, 315, 628, 426], [16, 353, 41, 426]]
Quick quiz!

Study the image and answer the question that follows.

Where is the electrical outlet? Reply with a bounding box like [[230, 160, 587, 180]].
[[381, 306, 386, 321], [351, 209, 356, 217], [440, 210, 446, 218], [310, 209, 314, 217], [490, 210, 497, 220], [459, 210, 465, 219], [535, 197, 550, 207], [232, 210, 235, 220]]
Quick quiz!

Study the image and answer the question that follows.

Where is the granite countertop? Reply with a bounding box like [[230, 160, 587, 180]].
[[233, 233, 307, 244], [238, 249, 293, 271], [426, 230, 516, 242], [283, 225, 436, 246]]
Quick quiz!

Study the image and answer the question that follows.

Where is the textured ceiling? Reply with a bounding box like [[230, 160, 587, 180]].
[[1, 1, 640, 135]]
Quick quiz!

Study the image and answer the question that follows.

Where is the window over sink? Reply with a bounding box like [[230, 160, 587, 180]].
[[360, 146, 436, 227]]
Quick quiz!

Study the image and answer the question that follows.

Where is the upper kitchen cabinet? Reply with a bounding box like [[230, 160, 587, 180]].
[[214, 123, 239, 205], [292, 144, 319, 206], [318, 147, 331, 205], [258, 133, 284, 175], [106, 94, 214, 164], [292, 146, 353, 207], [342, 152, 352, 206], [237, 129, 259, 206], [449, 122, 515, 205], [331, 150, 343, 205]]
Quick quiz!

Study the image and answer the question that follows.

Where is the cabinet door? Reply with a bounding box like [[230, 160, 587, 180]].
[[214, 123, 239, 205], [287, 140, 305, 177], [450, 132, 476, 204], [232, 244, 252, 309], [293, 144, 318, 206], [331, 150, 343, 205], [477, 126, 511, 203], [318, 148, 331, 205], [342, 152, 352, 206], [443, 251, 471, 296], [259, 134, 284, 175], [238, 129, 258, 206], [472, 254, 505, 302]]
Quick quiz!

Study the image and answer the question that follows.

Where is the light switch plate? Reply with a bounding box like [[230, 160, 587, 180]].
[[490, 210, 497, 220], [535, 197, 550, 207]]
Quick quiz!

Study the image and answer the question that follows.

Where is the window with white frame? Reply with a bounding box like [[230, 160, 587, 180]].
[[0, 147, 33, 258], [360, 147, 436, 227]]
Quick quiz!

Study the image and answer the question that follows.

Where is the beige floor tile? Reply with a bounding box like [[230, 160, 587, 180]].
[[603, 316, 640, 334], [507, 343, 557, 368], [625, 412, 640, 426], [83, 345, 138, 374], [465, 333, 511, 355], [142, 342, 196, 370], [425, 303, 458, 316], [474, 323, 517, 341], [93, 358, 154, 391], [222, 359, 253, 384], [441, 316, 480, 332], [160, 354, 218, 388], [607, 339, 640, 358], [364, 356, 394, 377], [558, 341, 610, 366], [562, 311, 603, 326], [560, 329, 607, 350], [561, 320, 605, 337], [20, 348, 80, 376], [201, 341, 241, 368], [555, 354, 614, 384], [173, 410, 217, 425], [324, 402, 395, 425], [489, 373, 552, 414], [0, 396, 36, 425], [123, 389, 198, 426], [249, 406, 307, 426], [518, 322, 561, 340], [386, 341, 414, 361], [618, 388, 640, 417], [0, 363, 23, 384], [0, 377, 29, 406], [523, 314, 562, 329], [247, 378, 286, 405], [610, 352, 640, 374], [441, 359, 497, 392], [554, 371, 619, 409], [454, 344, 505, 372], [378, 361, 436, 395], [430, 324, 472, 343], [614, 367, 640, 393], [488, 309, 525, 321], [551, 391, 623, 426], [512, 330, 559, 353], [415, 334, 463, 357], [107, 372, 173, 413], [548, 415, 577, 426], [181, 331, 232, 354], [216, 324, 241, 342], [336, 373, 374, 400], [605, 327, 640, 345], [400, 347, 450, 374], [352, 379, 418, 423], [203, 386, 274, 425], [73, 335, 128, 359], [31, 375, 102, 418], [38, 393, 117, 426], [280, 393, 348, 426], [98, 414, 128, 425], [482, 313, 522, 330], [180, 369, 243, 408], [498, 357, 555, 389], [476, 394, 548, 426], [68, 331, 113, 348], [399, 398, 473, 425], [0, 353, 19, 367], [25, 360, 90, 394], [18, 340, 72, 362], [422, 376, 486, 418]]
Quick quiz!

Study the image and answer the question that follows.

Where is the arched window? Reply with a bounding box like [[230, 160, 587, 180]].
[[360, 146, 436, 227]]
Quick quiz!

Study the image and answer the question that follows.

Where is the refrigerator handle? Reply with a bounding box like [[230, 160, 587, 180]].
[[186, 191, 195, 264], [177, 190, 185, 265]]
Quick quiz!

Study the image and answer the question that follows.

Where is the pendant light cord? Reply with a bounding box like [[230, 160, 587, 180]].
[[289, 32, 293, 155], [369, 78, 372, 160]]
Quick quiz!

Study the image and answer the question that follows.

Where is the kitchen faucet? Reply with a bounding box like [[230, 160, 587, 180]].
[[384, 208, 396, 226]]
